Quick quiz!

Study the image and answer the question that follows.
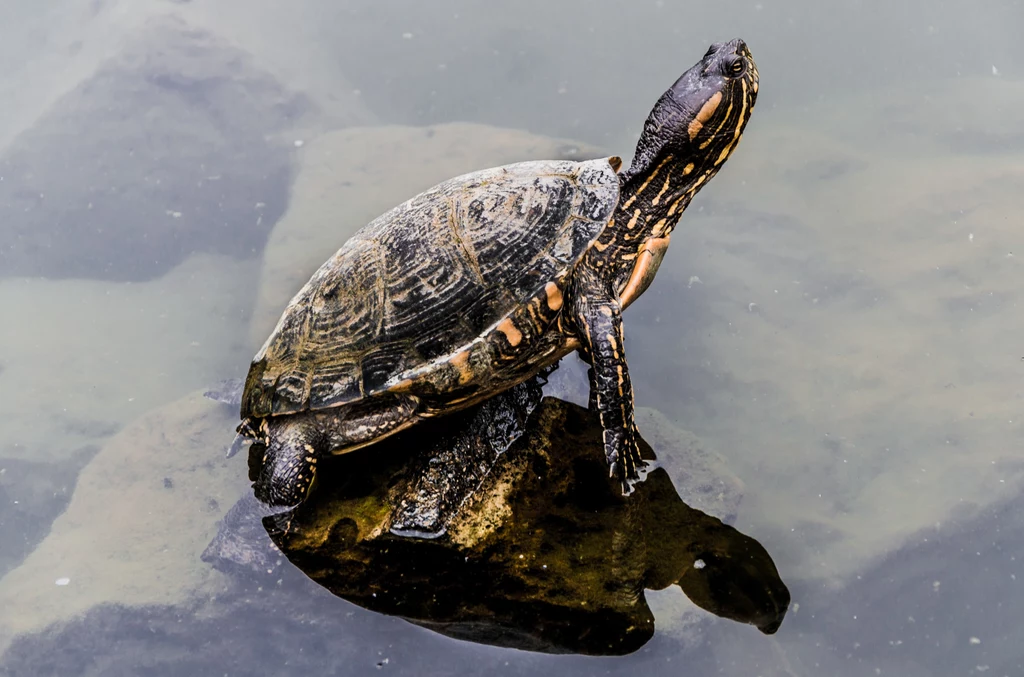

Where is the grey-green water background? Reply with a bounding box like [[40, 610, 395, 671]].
[[1, 0, 1023, 674]]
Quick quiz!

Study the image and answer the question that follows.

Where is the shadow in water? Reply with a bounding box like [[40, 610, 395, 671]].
[[208, 380, 790, 656]]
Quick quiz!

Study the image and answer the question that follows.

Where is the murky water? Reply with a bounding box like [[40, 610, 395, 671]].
[[1, 0, 1023, 674]]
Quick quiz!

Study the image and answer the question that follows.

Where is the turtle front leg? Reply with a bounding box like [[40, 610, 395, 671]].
[[570, 275, 644, 490]]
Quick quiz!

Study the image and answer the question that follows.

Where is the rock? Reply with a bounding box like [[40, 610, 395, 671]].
[[247, 123, 603, 349], [201, 375, 548, 578], [200, 493, 287, 581], [635, 406, 745, 525], [388, 376, 548, 538], [0, 591, 535, 677], [0, 16, 304, 282], [0, 1, 375, 151], [205, 395, 785, 656]]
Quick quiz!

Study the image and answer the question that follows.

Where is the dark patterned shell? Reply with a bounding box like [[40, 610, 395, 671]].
[[241, 158, 620, 420]]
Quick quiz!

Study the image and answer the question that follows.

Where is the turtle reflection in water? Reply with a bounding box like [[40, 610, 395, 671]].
[[237, 39, 760, 505], [206, 374, 789, 656]]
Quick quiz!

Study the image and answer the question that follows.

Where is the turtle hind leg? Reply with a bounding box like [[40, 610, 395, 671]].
[[252, 415, 323, 507], [253, 395, 421, 507], [320, 393, 421, 453]]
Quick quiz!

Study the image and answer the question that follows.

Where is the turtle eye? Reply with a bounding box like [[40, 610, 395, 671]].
[[727, 56, 746, 77]]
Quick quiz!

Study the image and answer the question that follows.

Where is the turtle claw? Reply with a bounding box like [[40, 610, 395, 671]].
[[619, 460, 654, 496], [601, 424, 646, 495]]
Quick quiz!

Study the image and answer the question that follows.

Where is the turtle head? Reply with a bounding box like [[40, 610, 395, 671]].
[[621, 39, 758, 215]]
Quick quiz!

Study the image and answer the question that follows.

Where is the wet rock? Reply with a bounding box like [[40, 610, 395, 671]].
[[634, 406, 745, 525], [389, 376, 547, 538], [202, 378, 245, 407], [0, 16, 305, 282], [202, 375, 549, 571], [206, 394, 785, 656]]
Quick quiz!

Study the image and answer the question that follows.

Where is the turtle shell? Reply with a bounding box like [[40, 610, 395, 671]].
[[241, 157, 621, 420]]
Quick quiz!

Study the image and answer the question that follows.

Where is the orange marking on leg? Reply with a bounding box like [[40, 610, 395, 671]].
[[496, 317, 523, 347], [544, 282, 563, 311], [607, 332, 619, 358], [619, 236, 671, 309]]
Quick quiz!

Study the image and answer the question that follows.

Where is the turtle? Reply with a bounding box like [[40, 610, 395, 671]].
[[239, 38, 760, 506]]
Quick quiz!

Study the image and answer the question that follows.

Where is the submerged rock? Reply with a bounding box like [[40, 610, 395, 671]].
[[0, 390, 247, 649], [0, 452, 94, 578], [0, 253, 260, 467], [0, 16, 305, 282]]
